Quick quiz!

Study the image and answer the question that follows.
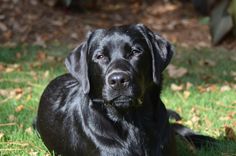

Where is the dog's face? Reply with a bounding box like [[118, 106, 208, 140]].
[[65, 24, 174, 112]]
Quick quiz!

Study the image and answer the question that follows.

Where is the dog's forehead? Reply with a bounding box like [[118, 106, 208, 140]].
[[91, 26, 144, 47]]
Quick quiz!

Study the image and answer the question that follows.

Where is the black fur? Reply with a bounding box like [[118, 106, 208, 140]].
[[35, 24, 214, 156]]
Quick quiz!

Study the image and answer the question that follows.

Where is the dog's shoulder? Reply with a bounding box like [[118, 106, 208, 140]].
[[39, 73, 86, 111]]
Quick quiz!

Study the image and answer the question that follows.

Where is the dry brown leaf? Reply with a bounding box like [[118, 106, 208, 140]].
[[227, 112, 236, 119], [233, 122, 236, 127], [167, 64, 188, 78], [34, 36, 46, 48], [15, 88, 23, 95], [29, 149, 38, 156], [0, 132, 4, 139], [220, 116, 232, 121], [197, 86, 206, 93], [225, 126, 236, 141], [70, 33, 79, 40], [191, 115, 200, 124], [191, 107, 200, 114], [26, 94, 32, 102], [199, 59, 216, 67], [43, 70, 49, 79], [25, 127, 33, 135], [0, 89, 9, 97], [204, 117, 212, 128], [51, 20, 64, 27], [3, 31, 12, 40], [5, 64, 21, 73], [42, 0, 57, 7], [170, 83, 184, 91], [16, 52, 22, 59], [198, 84, 218, 93], [36, 51, 47, 61], [0, 22, 8, 32], [0, 64, 5, 71], [186, 82, 193, 90], [15, 104, 24, 112], [8, 115, 17, 122], [183, 90, 191, 99], [220, 85, 231, 92]]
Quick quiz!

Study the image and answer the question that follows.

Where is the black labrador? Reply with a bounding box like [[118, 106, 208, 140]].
[[35, 24, 214, 156]]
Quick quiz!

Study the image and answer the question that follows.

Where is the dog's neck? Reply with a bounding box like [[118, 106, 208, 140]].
[[77, 85, 168, 155]]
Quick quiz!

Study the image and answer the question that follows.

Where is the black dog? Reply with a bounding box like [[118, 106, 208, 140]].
[[35, 24, 213, 156]]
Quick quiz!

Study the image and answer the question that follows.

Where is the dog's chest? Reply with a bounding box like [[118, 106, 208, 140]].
[[98, 121, 159, 156]]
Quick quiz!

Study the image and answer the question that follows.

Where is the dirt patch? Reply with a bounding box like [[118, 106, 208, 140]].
[[0, 0, 235, 49]]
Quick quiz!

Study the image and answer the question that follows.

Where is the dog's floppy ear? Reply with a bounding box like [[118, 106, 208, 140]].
[[136, 24, 174, 84], [65, 42, 90, 94]]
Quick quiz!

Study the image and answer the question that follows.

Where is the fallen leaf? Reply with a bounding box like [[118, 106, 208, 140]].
[[29, 149, 38, 156], [51, 20, 64, 27], [191, 115, 200, 124], [220, 116, 232, 121], [36, 51, 47, 61], [0, 132, 4, 139], [30, 0, 38, 6], [191, 107, 200, 114], [43, 70, 49, 78], [5, 64, 22, 73], [0, 22, 8, 32], [16, 52, 22, 59], [204, 117, 212, 128], [43, 0, 57, 7], [197, 86, 206, 93], [170, 83, 184, 91], [233, 122, 236, 127], [15, 88, 23, 95], [70, 32, 79, 40], [25, 127, 33, 135], [186, 82, 193, 90], [198, 84, 218, 93], [199, 59, 216, 67], [34, 36, 46, 48], [183, 90, 191, 99], [225, 126, 236, 141], [167, 64, 188, 78], [220, 85, 231, 92], [8, 115, 17, 122], [15, 104, 24, 113], [3, 30, 12, 40], [208, 84, 218, 92], [0, 64, 5, 71], [26, 94, 32, 102]]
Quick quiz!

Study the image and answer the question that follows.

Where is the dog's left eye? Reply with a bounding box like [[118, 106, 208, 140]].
[[131, 48, 142, 55], [96, 54, 105, 60]]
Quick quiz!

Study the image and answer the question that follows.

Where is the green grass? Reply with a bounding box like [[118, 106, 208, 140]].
[[0, 45, 235, 155]]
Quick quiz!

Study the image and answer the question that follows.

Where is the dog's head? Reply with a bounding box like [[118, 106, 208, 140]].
[[65, 24, 174, 113]]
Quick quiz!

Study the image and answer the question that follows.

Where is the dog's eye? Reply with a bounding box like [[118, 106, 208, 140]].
[[131, 48, 142, 55], [96, 54, 105, 60]]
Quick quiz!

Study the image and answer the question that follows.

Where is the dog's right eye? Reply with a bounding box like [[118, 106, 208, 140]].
[[96, 54, 105, 60]]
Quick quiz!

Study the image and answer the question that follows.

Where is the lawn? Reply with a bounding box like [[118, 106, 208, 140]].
[[0, 44, 235, 156]]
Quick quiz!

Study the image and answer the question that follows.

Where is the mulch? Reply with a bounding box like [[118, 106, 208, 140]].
[[0, 0, 235, 49]]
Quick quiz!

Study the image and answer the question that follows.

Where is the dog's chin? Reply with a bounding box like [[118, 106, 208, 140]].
[[103, 96, 142, 121], [109, 96, 142, 110]]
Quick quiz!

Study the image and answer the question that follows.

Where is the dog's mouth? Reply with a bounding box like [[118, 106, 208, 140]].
[[92, 96, 142, 111], [110, 96, 142, 108]]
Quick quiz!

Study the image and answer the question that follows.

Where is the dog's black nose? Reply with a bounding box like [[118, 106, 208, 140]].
[[108, 72, 130, 90]]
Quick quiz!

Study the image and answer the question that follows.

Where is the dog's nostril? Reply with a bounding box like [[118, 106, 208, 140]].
[[110, 79, 116, 85], [108, 72, 130, 90]]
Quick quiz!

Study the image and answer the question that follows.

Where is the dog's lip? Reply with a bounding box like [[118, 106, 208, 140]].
[[92, 96, 143, 108], [109, 96, 143, 107], [111, 96, 132, 103]]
